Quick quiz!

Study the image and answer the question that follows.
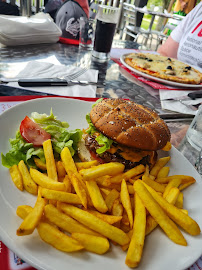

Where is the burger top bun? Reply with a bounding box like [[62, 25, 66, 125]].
[[90, 99, 170, 151]]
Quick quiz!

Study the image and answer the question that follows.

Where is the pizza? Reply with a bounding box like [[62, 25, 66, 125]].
[[124, 53, 202, 85]]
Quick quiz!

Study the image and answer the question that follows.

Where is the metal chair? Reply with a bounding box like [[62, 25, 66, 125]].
[[120, 3, 153, 49]]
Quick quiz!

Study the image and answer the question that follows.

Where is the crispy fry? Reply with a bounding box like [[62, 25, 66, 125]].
[[58, 203, 130, 246], [142, 175, 166, 193], [112, 199, 124, 228], [165, 187, 180, 205], [86, 180, 108, 213], [161, 141, 172, 151], [157, 166, 170, 179], [69, 173, 87, 208], [105, 189, 120, 211], [72, 233, 110, 254], [41, 187, 81, 204], [34, 158, 47, 171], [61, 147, 78, 176], [17, 196, 46, 236], [85, 209, 122, 224], [9, 164, 23, 191], [179, 180, 196, 191], [16, 205, 33, 219], [125, 193, 146, 268], [94, 175, 112, 187], [134, 180, 187, 246], [80, 162, 125, 181], [127, 184, 135, 195], [63, 175, 72, 192], [30, 168, 66, 191], [18, 160, 38, 195], [43, 139, 58, 181], [37, 221, 83, 252], [143, 182, 201, 236], [56, 161, 66, 179], [75, 160, 99, 171], [110, 165, 145, 184], [120, 179, 133, 229], [45, 204, 99, 236], [163, 178, 182, 198], [150, 156, 171, 177], [155, 175, 196, 184], [175, 192, 183, 208]]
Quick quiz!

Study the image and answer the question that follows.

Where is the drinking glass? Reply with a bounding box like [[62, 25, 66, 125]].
[[92, 5, 120, 61], [186, 105, 202, 151], [79, 17, 95, 50]]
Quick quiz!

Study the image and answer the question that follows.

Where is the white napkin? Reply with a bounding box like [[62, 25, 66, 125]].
[[160, 89, 202, 115], [5, 56, 98, 97]]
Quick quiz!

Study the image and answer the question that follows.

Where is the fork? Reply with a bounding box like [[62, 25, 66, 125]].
[[0, 67, 88, 83], [62, 67, 88, 81]]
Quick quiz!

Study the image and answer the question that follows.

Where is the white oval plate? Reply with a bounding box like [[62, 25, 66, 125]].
[[0, 97, 202, 270], [120, 53, 202, 89]]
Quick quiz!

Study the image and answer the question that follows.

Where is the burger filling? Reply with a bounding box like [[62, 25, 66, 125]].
[[85, 134, 156, 170]]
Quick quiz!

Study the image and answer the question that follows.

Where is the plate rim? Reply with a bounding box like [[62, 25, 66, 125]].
[[120, 53, 202, 89], [0, 97, 202, 270]]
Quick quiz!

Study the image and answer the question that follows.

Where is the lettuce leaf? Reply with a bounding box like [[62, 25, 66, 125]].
[[1, 110, 82, 168], [85, 111, 113, 155]]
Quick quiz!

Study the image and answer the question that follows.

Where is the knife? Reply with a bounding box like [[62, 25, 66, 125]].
[[17, 78, 97, 87], [162, 89, 202, 101]]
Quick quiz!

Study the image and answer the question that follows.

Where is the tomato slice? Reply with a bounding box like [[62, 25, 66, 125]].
[[20, 116, 51, 146]]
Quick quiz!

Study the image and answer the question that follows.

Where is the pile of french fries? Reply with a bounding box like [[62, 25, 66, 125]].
[[9, 139, 201, 268]]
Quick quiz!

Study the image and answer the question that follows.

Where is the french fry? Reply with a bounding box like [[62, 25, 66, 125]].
[[37, 221, 83, 252], [61, 175, 71, 193], [80, 162, 125, 181], [45, 204, 99, 236], [85, 209, 122, 224], [134, 180, 187, 246], [150, 156, 171, 177], [100, 187, 111, 197], [157, 166, 170, 179], [17, 196, 46, 236], [127, 184, 135, 195], [143, 182, 201, 236], [9, 164, 23, 191], [142, 175, 166, 193], [30, 168, 66, 191], [86, 180, 108, 213], [105, 189, 120, 211], [110, 165, 145, 184], [58, 203, 130, 246], [40, 187, 81, 204], [175, 192, 183, 208], [94, 175, 112, 187], [72, 233, 110, 255], [120, 179, 133, 229], [161, 141, 172, 151], [34, 158, 47, 171], [56, 161, 66, 179], [16, 205, 33, 219], [125, 193, 146, 268], [61, 147, 78, 176], [179, 180, 196, 191], [69, 173, 87, 208], [145, 187, 180, 235], [165, 187, 180, 205], [75, 160, 99, 170], [163, 178, 182, 198], [43, 139, 58, 181], [18, 160, 38, 195], [155, 175, 196, 184], [112, 199, 124, 228]]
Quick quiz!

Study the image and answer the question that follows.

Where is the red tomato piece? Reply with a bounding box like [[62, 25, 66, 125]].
[[20, 116, 51, 146]]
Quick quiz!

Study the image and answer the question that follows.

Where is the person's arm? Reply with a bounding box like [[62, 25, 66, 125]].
[[157, 36, 179, 59]]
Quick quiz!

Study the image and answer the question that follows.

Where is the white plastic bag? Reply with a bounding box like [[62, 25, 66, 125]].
[[0, 13, 62, 46]]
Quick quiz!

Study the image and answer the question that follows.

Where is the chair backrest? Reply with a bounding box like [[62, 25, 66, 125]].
[[122, 2, 137, 25]]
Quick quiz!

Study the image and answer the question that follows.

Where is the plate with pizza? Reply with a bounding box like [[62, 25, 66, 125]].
[[120, 52, 202, 89]]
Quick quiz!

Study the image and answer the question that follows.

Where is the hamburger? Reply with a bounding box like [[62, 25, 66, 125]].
[[78, 99, 171, 170]]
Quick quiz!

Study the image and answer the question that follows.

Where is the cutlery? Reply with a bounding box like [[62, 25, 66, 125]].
[[18, 78, 98, 87], [162, 89, 202, 101]]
